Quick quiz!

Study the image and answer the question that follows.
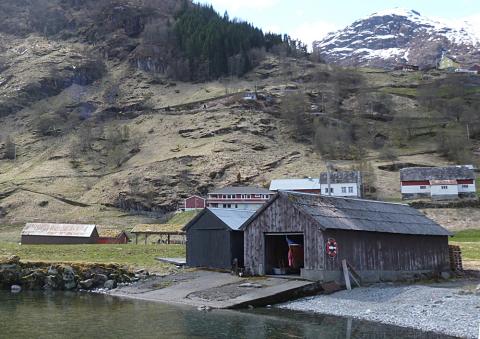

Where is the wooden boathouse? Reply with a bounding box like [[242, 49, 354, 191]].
[[184, 208, 255, 270], [21, 223, 99, 245], [241, 192, 452, 282]]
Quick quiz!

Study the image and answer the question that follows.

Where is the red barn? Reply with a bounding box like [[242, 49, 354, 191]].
[[97, 229, 129, 244], [184, 195, 206, 211]]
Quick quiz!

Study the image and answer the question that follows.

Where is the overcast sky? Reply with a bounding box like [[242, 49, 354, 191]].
[[195, 0, 480, 48]]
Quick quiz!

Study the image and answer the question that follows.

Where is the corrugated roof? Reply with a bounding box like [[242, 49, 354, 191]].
[[400, 166, 475, 181], [319, 171, 360, 184], [22, 223, 97, 238], [270, 178, 320, 191], [209, 186, 273, 195], [131, 224, 185, 234], [209, 208, 256, 230], [242, 192, 451, 236]]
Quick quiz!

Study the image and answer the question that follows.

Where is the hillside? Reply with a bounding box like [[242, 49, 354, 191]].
[[0, 1, 479, 233]]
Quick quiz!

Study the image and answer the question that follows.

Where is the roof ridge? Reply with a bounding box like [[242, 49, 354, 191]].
[[282, 191, 409, 206]]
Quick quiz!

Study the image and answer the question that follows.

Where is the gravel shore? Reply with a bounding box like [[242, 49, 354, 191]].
[[279, 282, 480, 338]]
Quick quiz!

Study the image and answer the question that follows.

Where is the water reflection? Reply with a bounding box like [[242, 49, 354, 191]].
[[0, 291, 456, 339]]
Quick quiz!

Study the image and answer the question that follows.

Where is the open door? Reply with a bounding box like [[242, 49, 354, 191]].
[[264, 233, 304, 275]]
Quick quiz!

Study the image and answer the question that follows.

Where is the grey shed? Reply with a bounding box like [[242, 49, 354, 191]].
[[183, 208, 255, 270], [242, 192, 452, 283]]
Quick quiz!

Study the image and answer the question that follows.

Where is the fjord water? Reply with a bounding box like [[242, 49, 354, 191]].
[[0, 291, 454, 339]]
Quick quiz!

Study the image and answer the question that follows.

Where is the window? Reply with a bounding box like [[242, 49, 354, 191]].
[[235, 204, 238, 208], [441, 186, 448, 190], [420, 186, 427, 190], [211, 203, 218, 208], [341, 187, 347, 194], [462, 185, 469, 189], [348, 187, 354, 193], [325, 188, 334, 194]]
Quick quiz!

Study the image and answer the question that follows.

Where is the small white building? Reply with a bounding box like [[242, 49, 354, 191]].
[[269, 171, 362, 198], [400, 166, 476, 200]]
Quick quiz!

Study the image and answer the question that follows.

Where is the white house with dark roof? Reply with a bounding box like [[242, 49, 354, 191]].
[[206, 186, 274, 211], [400, 166, 476, 200], [269, 171, 362, 198]]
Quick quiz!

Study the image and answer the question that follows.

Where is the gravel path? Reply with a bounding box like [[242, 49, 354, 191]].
[[279, 283, 480, 338]]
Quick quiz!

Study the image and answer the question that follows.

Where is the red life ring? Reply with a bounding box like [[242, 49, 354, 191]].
[[326, 238, 338, 258]]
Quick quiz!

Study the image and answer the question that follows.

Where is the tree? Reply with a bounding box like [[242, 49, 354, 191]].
[[281, 91, 312, 139]]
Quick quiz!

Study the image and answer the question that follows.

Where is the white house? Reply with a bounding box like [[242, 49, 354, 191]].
[[269, 171, 362, 198], [206, 186, 275, 211], [400, 166, 476, 200]]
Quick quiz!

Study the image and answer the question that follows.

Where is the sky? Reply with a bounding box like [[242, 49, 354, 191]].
[[195, 0, 480, 48]]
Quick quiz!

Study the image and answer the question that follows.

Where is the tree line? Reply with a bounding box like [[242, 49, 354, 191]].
[[173, 3, 304, 80]]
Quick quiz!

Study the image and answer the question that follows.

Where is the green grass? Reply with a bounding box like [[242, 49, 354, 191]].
[[167, 210, 200, 225], [0, 242, 185, 273], [452, 229, 480, 242], [380, 87, 418, 97], [477, 177, 480, 198], [451, 229, 480, 262], [451, 242, 480, 261]]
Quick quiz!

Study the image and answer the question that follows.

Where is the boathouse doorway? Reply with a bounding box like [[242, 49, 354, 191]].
[[264, 233, 304, 276]]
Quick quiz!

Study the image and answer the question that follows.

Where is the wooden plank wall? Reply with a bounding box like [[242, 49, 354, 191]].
[[323, 229, 450, 272], [244, 195, 324, 275]]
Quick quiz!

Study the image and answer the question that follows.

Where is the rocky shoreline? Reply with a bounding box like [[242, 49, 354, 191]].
[[0, 256, 139, 292], [279, 281, 480, 339]]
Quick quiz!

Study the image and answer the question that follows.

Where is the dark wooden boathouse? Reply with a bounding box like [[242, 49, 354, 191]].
[[241, 192, 452, 282], [21, 223, 99, 245], [184, 208, 255, 270]]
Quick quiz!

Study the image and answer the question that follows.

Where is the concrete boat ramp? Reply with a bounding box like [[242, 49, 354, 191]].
[[109, 270, 320, 309]]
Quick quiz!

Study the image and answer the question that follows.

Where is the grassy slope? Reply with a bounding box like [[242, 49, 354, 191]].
[[450, 229, 480, 268], [0, 242, 185, 273]]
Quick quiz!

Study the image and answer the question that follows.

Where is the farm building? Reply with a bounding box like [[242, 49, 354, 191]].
[[241, 192, 451, 283], [97, 229, 129, 244], [184, 208, 255, 270], [131, 224, 185, 244], [206, 186, 274, 211], [184, 195, 206, 211], [21, 223, 99, 245], [270, 171, 362, 198], [400, 166, 476, 200]]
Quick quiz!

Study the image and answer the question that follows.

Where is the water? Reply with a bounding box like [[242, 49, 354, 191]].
[[0, 291, 456, 339]]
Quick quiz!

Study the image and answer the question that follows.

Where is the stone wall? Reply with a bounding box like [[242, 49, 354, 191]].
[[0, 256, 137, 291]]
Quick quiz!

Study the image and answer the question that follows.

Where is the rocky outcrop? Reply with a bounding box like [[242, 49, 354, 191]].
[[0, 256, 136, 291]]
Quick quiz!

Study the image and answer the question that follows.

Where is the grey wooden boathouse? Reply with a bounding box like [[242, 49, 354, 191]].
[[184, 208, 255, 270], [241, 192, 452, 282]]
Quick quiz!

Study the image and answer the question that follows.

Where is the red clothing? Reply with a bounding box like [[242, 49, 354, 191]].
[[288, 245, 304, 269]]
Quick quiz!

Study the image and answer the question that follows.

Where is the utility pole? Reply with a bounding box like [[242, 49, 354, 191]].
[[326, 161, 332, 196], [466, 123, 470, 140]]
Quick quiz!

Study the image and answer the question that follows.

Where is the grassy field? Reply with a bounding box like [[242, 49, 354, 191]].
[[451, 229, 480, 268], [0, 242, 185, 273]]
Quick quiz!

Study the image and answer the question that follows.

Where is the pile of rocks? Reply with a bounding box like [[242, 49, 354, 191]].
[[0, 256, 137, 292]]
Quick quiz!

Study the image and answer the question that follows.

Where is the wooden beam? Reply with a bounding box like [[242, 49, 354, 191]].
[[342, 259, 351, 291], [144, 234, 148, 245], [135, 234, 138, 245]]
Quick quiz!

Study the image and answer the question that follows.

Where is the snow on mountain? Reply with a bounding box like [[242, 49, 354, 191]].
[[313, 8, 480, 69]]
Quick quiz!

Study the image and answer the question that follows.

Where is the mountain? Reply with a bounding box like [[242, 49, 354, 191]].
[[313, 8, 480, 69]]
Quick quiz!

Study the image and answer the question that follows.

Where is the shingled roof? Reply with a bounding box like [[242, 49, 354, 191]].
[[242, 192, 451, 236], [400, 166, 475, 181], [319, 171, 360, 184]]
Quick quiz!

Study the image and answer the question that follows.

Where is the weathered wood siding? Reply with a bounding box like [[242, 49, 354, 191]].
[[244, 195, 324, 275], [21, 228, 99, 245], [323, 230, 450, 272], [186, 210, 242, 270]]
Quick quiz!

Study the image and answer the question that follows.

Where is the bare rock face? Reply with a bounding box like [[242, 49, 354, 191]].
[[313, 9, 480, 69]]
